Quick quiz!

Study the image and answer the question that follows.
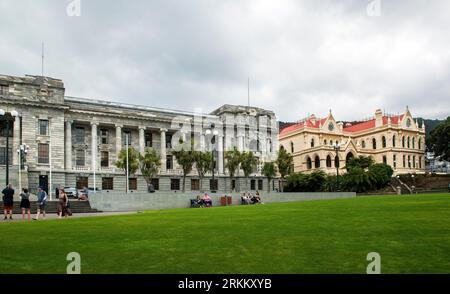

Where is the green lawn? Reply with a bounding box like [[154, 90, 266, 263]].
[[1, 193, 450, 274]]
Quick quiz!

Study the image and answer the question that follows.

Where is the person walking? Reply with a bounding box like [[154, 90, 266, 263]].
[[57, 188, 69, 219], [2, 184, 15, 220], [20, 188, 31, 221], [34, 186, 47, 220]]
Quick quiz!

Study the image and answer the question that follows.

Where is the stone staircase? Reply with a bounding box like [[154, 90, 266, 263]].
[[0, 201, 100, 214], [391, 177, 412, 194]]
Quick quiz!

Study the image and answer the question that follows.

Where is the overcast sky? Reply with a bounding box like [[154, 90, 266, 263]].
[[1, 0, 449, 121]]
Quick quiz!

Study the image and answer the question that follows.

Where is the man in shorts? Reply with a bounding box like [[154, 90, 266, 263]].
[[2, 184, 15, 220], [34, 186, 48, 220]]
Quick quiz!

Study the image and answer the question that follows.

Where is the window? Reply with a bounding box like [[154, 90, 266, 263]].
[[210, 179, 218, 191], [166, 155, 173, 170], [75, 149, 85, 166], [372, 138, 377, 149], [418, 138, 422, 150], [408, 155, 411, 168], [129, 178, 137, 190], [311, 138, 315, 148], [0, 147, 12, 165], [383, 156, 387, 165], [258, 179, 263, 190], [191, 179, 200, 191], [393, 155, 397, 169], [74, 127, 85, 144], [392, 135, 396, 147], [38, 143, 49, 164], [123, 131, 131, 145], [412, 137, 415, 149], [335, 156, 340, 168], [413, 156, 416, 168], [362, 140, 366, 148], [171, 179, 180, 190], [38, 119, 49, 136], [101, 151, 109, 167], [306, 157, 312, 170], [402, 136, 405, 148], [145, 132, 153, 147], [326, 155, 332, 168], [0, 85, 8, 95], [100, 129, 109, 144], [166, 134, 173, 148], [102, 177, 113, 190], [382, 136, 386, 148], [151, 179, 159, 190], [407, 137, 410, 148], [0, 120, 13, 137], [324, 139, 327, 145], [290, 141, 294, 153], [76, 176, 88, 190], [419, 157, 422, 169], [250, 179, 256, 190], [314, 156, 320, 168], [403, 155, 406, 167]]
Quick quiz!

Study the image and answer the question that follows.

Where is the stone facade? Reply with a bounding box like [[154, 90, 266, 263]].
[[0, 74, 279, 196], [279, 108, 426, 175]]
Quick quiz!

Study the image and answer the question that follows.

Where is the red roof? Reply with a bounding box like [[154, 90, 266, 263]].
[[280, 114, 404, 135]]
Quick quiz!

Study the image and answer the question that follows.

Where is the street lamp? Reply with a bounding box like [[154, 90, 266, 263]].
[[205, 126, 219, 192], [333, 142, 340, 191], [0, 109, 19, 187]]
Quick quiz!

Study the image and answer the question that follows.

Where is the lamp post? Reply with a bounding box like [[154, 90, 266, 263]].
[[125, 133, 129, 194], [0, 109, 19, 187], [205, 125, 219, 192], [333, 142, 340, 192]]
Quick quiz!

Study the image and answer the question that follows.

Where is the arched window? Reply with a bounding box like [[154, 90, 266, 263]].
[[311, 138, 315, 148], [362, 140, 366, 148], [403, 155, 406, 167], [402, 136, 405, 148], [382, 136, 386, 148], [383, 155, 387, 165], [408, 155, 411, 168], [306, 157, 312, 170], [407, 137, 410, 148], [324, 139, 327, 145], [346, 153, 354, 166], [326, 155, 332, 167], [413, 156, 416, 168], [314, 156, 320, 168], [393, 154, 397, 169], [418, 138, 422, 150], [412, 137, 415, 149], [419, 156, 422, 169], [372, 138, 377, 149], [392, 135, 396, 147], [290, 141, 294, 153]]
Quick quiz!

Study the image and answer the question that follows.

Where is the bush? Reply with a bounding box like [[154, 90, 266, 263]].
[[285, 170, 327, 192]]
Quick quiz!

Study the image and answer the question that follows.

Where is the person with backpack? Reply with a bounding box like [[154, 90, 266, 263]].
[[2, 184, 15, 220], [34, 186, 47, 220]]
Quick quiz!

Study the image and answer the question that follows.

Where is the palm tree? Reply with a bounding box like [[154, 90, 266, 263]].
[[224, 147, 241, 192], [139, 148, 161, 191], [262, 161, 277, 193], [240, 151, 259, 191]]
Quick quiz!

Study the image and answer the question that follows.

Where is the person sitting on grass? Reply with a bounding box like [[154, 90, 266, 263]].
[[202, 193, 212, 207]]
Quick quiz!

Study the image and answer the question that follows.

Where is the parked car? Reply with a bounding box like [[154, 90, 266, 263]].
[[64, 187, 78, 199]]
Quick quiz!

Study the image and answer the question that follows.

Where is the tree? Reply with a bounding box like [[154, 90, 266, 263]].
[[172, 140, 195, 193], [276, 147, 294, 192], [224, 147, 241, 192], [139, 148, 161, 190], [428, 116, 450, 161], [346, 155, 375, 171], [116, 147, 139, 191], [240, 151, 259, 190], [193, 151, 213, 192], [262, 161, 277, 193]]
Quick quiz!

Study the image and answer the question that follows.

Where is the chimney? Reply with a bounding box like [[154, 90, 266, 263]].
[[375, 109, 383, 127]]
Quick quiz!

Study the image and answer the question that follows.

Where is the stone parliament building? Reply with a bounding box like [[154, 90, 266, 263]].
[[0, 74, 279, 196]]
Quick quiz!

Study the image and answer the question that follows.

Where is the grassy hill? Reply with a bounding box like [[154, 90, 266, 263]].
[[1, 193, 449, 274]]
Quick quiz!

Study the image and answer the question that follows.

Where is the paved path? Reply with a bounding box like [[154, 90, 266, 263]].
[[0, 211, 137, 222]]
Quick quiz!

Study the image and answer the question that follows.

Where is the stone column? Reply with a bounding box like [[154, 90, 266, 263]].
[[139, 126, 145, 155], [218, 135, 224, 175], [115, 124, 122, 161], [160, 128, 167, 172], [65, 120, 72, 170], [200, 134, 206, 151], [91, 122, 98, 171], [237, 135, 244, 152], [12, 116, 20, 165]]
